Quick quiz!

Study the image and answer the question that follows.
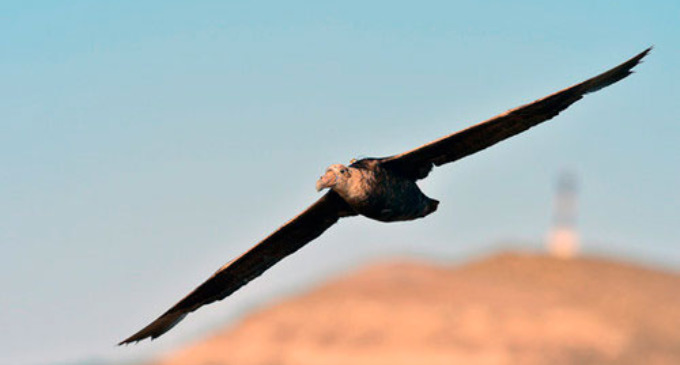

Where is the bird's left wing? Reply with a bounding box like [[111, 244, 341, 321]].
[[380, 47, 651, 180], [119, 191, 356, 345]]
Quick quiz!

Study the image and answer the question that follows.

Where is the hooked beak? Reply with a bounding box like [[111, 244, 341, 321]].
[[316, 170, 337, 192]]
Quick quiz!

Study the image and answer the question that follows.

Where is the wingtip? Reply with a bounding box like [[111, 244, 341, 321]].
[[628, 46, 653, 75], [117, 333, 149, 346], [118, 311, 188, 346], [579, 46, 652, 95], [118, 337, 145, 346], [628, 46, 652, 67], [623, 47, 652, 68], [637, 46, 653, 60]]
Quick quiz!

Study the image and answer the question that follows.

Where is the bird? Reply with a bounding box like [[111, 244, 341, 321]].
[[120, 47, 650, 345]]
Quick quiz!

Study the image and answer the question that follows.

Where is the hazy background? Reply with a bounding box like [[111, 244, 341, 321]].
[[1, 1, 678, 364]]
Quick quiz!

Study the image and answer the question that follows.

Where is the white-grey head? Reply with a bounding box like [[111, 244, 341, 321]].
[[315, 164, 352, 192]]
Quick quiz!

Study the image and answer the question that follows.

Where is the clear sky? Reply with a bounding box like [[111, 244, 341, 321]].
[[2, 1, 678, 364]]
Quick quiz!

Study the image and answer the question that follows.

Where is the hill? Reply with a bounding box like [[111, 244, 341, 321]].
[[149, 253, 680, 365]]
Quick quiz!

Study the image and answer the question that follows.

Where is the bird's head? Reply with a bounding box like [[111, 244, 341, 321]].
[[316, 164, 352, 192]]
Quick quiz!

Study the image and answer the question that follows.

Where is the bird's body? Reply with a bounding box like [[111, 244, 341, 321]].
[[120, 47, 651, 345], [328, 159, 439, 222]]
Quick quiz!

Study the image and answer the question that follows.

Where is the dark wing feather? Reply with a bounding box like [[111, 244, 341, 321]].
[[381, 47, 651, 180], [119, 191, 356, 345]]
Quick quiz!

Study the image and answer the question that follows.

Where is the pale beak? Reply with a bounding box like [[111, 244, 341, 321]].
[[316, 170, 337, 192]]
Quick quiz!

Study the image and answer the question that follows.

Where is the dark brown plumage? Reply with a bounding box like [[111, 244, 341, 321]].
[[120, 47, 650, 345]]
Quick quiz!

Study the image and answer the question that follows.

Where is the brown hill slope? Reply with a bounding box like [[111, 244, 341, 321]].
[[150, 253, 680, 365]]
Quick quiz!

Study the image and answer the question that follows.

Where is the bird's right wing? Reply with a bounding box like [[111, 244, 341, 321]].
[[380, 47, 651, 180], [119, 191, 356, 345]]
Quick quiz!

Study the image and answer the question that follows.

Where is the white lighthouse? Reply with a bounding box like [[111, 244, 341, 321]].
[[547, 172, 580, 258]]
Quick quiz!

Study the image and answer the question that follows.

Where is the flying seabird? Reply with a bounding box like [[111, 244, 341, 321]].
[[120, 47, 650, 345]]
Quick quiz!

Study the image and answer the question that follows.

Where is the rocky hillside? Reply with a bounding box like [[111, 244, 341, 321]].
[[149, 253, 680, 365]]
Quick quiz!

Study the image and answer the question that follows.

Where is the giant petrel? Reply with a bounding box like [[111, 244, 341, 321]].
[[120, 47, 650, 344]]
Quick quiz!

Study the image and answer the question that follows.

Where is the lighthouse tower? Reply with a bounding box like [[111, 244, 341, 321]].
[[547, 172, 580, 258]]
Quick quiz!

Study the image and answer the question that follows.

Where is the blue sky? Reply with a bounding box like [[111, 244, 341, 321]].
[[2, 1, 678, 364]]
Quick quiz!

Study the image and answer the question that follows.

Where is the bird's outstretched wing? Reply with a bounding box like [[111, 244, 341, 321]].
[[380, 47, 651, 180], [119, 191, 356, 345]]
